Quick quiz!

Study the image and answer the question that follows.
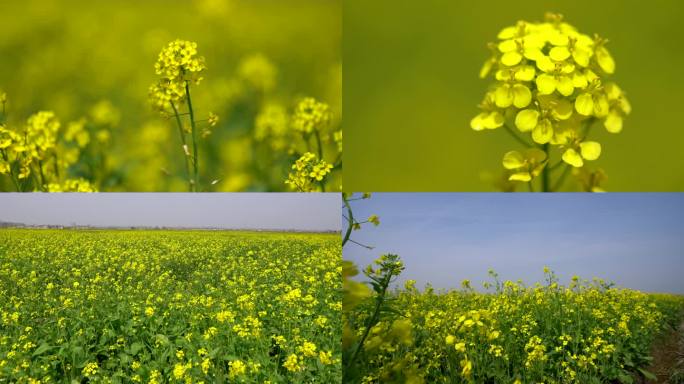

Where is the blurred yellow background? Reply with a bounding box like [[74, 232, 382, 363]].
[[0, 0, 341, 191], [344, 0, 684, 191]]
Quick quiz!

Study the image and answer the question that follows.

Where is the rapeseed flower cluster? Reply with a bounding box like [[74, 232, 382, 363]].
[[149, 40, 205, 110], [472, 13, 631, 191], [0, 229, 341, 382], [0, 102, 102, 191], [269, 96, 341, 192], [285, 152, 333, 192]]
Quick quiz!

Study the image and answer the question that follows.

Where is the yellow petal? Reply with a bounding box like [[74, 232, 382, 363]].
[[525, 148, 547, 162], [596, 46, 615, 74], [502, 151, 525, 169], [604, 83, 623, 100], [572, 72, 588, 89], [549, 46, 571, 61], [470, 113, 487, 131], [579, 141, 601, 160], [479, 58, 495, 79], [495, 69, 511, 81], [530, 163, 546, 177], [509, 172, 532, 182], [523, 48, 544, 61], [562, 148, 584, 167], [514, 65, 536, 82], [483, 111, 504, 129], [514, 109, 539, 132], [575, 93, 594, 116], [572, 48, 591, 67], [548, 31, 569, 46], [620, 97, 632, 115], [556, 76, 574, 96], [593, 95, 609, 118], [531, 119, 553, 144], [536, 74, 556, 95], [498, 39, 517, 52], [512, 84, 532, 108], [494, 85, 513, 108], [604, 112, 623, 133], [497, 27, 517, 40], [535, 56, 555, 72], [551, 99, 573, 120], [501, 51, 522, 66]]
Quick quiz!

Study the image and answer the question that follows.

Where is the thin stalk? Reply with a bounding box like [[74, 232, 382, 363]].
[[345, 271, 392, 371], [541, 143, 550, 192], [314, 130, 327, 192], [184, 81, 199, 191], [348, 238, 373, 250], [314, 129, 323, 159], [53, 153, 60, 179], [342, 195, 354, 248], [1, 150, 21, 191], [547, 159, 565, 172], [37, 159, 46, 191], [551, 164, 572, 192], [170, 101, 193, 192], [503, 124, 533, 148], [302, 133, 312, 153]]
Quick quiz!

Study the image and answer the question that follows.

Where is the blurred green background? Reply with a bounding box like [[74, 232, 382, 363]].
[[0, 0, 340, 191], [344, 0, 684, 191]]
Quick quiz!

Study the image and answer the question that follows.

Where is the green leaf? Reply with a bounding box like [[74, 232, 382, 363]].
[[130, 342, 144, 355], [617, 373, 633, 384], [637, 367, 657, 381], [32, 343, 53, 357]]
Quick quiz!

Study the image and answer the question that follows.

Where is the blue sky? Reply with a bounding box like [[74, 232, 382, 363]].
[[0, 193, 340, 231], [344, 193, 684, 294]]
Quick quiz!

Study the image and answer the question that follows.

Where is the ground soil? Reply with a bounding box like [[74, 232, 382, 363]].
[[636, 320, 683, 383]]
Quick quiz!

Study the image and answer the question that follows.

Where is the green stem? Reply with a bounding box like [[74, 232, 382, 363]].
[[503, 124, 533, 148], [53, 153, 60, 179], [547, 159, 565, 172], [1, 150, 21, 191], [345, 270, 392, 372], [342, 195, 354, 248], [551, 164, 572, 192], [37, 159, 46, 191], [314, 129, 323, 159], [184, 81, 199, 191], [170, 101, 193, 192], [541, 143, 550, 192]]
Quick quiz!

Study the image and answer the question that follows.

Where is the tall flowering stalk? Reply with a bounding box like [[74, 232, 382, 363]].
[[342, 194, 421, 383], [471, 13, 631, 192], [149, 40, 218, 192], [284, 97, 340, 192]]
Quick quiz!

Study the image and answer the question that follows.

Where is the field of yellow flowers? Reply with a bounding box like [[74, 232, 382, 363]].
[[345, 264, 684, 384], [0, 0, 341, 192], [0, 229, 341, 383]]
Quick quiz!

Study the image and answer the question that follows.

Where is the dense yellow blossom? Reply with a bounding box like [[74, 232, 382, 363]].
[[0, 229, 341, 382], [347, 264, 684, 383], [285, 152, 333, 192]]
